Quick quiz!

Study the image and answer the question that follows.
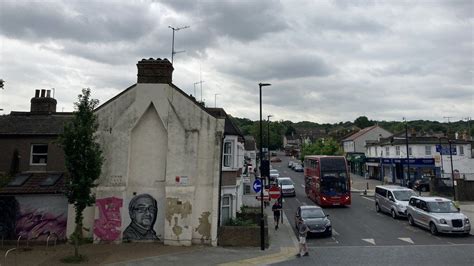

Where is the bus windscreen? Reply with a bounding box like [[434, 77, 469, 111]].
[[321, 173, 348, 195]]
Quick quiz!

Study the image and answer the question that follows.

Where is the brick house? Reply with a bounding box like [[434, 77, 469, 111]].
[[0, 90, 71, 241]]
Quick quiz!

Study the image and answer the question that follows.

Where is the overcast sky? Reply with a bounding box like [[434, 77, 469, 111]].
[[0, 0, 472, 123]]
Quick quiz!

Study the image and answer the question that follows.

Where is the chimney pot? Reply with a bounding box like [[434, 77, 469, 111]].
[[41, 89, 46, 97], [31, 90, 57, 113], [46, 90, 51, 98], [35, 90, 40, 97]]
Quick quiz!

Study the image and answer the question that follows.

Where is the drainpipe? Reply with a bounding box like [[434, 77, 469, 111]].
[[217, 132, 226, 231]]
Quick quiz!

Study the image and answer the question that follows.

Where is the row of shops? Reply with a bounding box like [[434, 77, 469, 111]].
[[346, 153, 437, 186]]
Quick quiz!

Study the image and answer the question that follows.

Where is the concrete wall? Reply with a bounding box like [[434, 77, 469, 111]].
[[93, 83, 224, 246]]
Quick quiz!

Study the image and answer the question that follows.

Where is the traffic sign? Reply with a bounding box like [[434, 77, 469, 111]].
[[253, 179, 262, 193], [268, 186, 281, 199]]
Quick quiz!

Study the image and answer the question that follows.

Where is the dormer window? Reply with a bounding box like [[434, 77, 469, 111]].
[[30, 144, 48, 165]]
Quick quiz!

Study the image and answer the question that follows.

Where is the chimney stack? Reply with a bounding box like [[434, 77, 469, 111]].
[[137, 58, 174, 84], [30, 89, 57, 113]]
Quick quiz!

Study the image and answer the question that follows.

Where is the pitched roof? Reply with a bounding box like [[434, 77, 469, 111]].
[[0, 172, 66, 195], [0, 112, 73, 135], [206, 108, 244, 138], [342, 125, 381, 141]]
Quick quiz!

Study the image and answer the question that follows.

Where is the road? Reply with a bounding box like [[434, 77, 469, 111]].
[[270, 155, 474, 265]]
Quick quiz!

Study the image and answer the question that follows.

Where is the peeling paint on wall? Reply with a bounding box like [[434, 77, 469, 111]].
[[172, 216, 182, 238], [166, 198, 192, 226], [195, 211, 211, 242], [93, 197, 123, 241]]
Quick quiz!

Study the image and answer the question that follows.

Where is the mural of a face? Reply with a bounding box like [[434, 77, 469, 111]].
[[123, 194, 158, 241]]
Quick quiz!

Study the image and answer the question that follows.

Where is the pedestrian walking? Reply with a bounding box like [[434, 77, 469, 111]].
[[272, 201, 282, 230], [296, 216, 309, 257]]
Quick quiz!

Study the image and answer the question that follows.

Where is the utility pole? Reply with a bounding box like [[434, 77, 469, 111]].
[[0, 79, 4, 112], [403, 117, 410, 187], [168, 25, 190, 64], [444, 116, 456, 200]]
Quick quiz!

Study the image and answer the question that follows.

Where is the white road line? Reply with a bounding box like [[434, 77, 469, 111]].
[[331, 236, 339, 244], [361, 196, 375, 202], [332, 229, 340, 236], [296, 198, 301, 204], [362, 238, 376, 245], [301, 184, 305, 188], [398, 237, 414, 244]]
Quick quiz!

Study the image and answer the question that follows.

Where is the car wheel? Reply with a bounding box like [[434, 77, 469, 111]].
[[391, 209, 397, 219], [430, 222, 438, 235], [421, 186, 427, 192], [375, 203, 380, 213], [408, 215, 415, 226]]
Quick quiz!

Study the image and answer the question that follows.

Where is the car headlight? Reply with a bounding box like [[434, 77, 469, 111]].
[[325, 220, 331, 227], [465, 218, 470, 225], [439, 219, 447, 224]]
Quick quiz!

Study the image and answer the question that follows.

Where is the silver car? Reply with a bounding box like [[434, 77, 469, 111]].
[[375, 185, 417, 219], [407, 196, 471, 236], [295, 205, 332, 236]]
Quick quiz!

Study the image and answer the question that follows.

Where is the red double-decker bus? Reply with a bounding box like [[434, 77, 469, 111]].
[[304, 155, 351, 206]]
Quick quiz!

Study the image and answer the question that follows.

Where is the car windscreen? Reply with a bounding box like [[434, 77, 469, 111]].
[[301, 209, 326, 219], [270, 170, 278, 174], [278, 179, 293, 185], [320, 175, 348, 194], [393, 190, 417, 201], [427, 201, 459, 213]]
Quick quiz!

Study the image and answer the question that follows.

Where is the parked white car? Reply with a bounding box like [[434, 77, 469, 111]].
[[270, 169, 279, 181], [407, 196, 471, 236]]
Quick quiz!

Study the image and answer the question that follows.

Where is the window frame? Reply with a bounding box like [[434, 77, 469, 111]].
[[223, 140, 233, 168], [385, 147, 390, 156], [425, 145, 432, 156], [459, 145, 464, 156], [30, 144, 48, 165], [221, 194, 232, 224], [396, 146, 401, 156]]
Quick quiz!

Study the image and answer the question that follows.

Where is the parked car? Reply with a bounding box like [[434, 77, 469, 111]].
[[288, 161, 294, 168], [413, 177, 430, 192], [407, 196, 471, 236], [375, 185, 417, 219], [294, 164, 303, 172], [277, 177, 296, 197], [295, 205, 332, 236], [270, 157, 282, 163], [269, 169, 279, 181]]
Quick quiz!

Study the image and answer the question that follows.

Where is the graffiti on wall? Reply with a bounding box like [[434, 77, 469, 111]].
[[0, 196, 68, 240], [93, 197, 123, 241], [123, 194, 158, 241]]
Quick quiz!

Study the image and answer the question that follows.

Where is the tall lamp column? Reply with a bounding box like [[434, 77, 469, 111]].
[[259, 82, 271, 251]]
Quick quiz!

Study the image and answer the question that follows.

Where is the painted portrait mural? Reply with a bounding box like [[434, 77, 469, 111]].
[[123, 193, 159, 241]]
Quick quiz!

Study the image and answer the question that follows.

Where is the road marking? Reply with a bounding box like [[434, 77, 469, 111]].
[[362, 238, 376, 245], [398, 237, 414, 244], [301, 184, 305, 188], [361, 196, 375, 202], [332, 229, 340, 236], [296, 198, 301, 204], [331, 236, 339, 244]]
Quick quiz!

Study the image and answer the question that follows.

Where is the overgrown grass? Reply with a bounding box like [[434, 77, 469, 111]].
[[60, 255, 88, 264]]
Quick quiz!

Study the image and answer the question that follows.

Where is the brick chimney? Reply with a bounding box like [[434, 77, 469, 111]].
[[137, 58, 174, 84], [30, 89, 57, 113]]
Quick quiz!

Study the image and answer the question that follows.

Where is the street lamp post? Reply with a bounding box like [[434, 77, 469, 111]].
[[448, 139, 456, 200], [259, 82, 271, 251], [404, 118, 410, 187], [267, 115, 272, 160]]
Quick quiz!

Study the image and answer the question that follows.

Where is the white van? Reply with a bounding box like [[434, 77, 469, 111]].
[[375, 185, 418, 219]]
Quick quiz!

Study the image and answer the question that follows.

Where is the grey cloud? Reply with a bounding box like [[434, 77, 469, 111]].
[[220, 54, 335, 81], [0, 1, 155, 43], [160, 0, 288, 42]]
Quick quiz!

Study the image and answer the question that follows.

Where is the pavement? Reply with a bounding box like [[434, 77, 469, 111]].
[[350, 172, 474, 236], [2, 203, 300, 266]]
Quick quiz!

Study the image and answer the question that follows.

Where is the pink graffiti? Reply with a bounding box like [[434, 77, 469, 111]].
[[16, 211, 67, 241], [94, 197, 123, 241]]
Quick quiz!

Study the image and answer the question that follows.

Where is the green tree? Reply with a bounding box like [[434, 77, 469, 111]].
[[58, 88, 103, 259], [300, 138, 342, 160], [354, 116, 374, 129]]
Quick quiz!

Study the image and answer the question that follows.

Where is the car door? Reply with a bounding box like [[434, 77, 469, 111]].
[[412, 198, 422, 224], [384, 191, 395, 212], [418, 201, 430, 228]]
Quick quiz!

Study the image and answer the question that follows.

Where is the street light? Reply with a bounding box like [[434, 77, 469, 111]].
[[267, 115, 272, 160], [259, 82, 271, 251], [403, 117, 410, 187]]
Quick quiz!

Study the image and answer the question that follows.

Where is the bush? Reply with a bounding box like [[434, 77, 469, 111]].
[[225, 217, 256, 226]]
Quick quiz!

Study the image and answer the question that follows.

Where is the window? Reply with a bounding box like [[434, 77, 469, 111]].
[[459, 145, 464, 156], [408, 147, 412, 156], [223, 141, 233, 167], [425, 146, 432, 156], [7, 174, 31, 186], [385, 147, 390, 156], [40, 173, 63, 186], [396, 146, 400, 156], [221, 195, 232, 224], [31, 144, 48, 165], [244, 184, 251, 195]]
